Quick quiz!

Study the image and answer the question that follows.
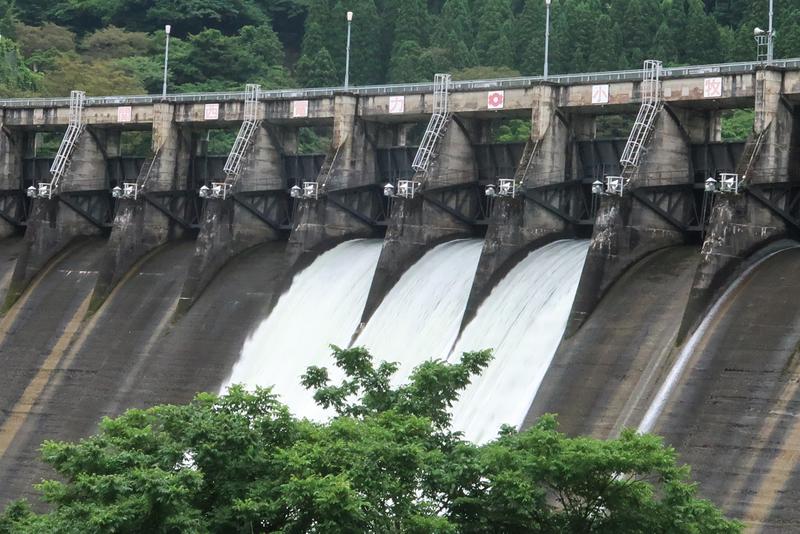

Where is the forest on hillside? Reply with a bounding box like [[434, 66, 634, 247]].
[[0, 0, 798, 99]]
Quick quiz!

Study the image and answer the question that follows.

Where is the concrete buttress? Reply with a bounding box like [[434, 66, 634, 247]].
[[679, 68, 799, 339], [5, 128, 108, 308], [286, 94, 381, 272], [177, 120, 285, 315], [89, 103, 191, 312], [462, 86, 573, 328], [565, 105, 693, 336], [360, 115, 478, 326], [0, 126, 24, 238]]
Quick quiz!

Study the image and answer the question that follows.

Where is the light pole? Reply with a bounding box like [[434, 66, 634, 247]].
[[768, 0, 774, 62], [544, 0, 551, 80], [162, 24, 171, 98], [344, 11, 353, 88]]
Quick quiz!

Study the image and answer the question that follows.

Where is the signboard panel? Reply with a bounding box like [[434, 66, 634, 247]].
[[204, 103, 220, 120], [487, 90, 504, 110], [703, 77, 722, 98], [292, 100, 309, 118], [591, 84, 609, 104], [389, 95, 405, 114], [117, 106, 132, 123]]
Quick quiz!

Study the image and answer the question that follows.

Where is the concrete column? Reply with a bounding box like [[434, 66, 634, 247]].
[[5, 129, 107, 308], [566, 106, 692, 335], [0, 128, 24, 238], [286, 94, 380, 271], [462, 86, 572, 326], [360, 116, 478, 326], [177, 123, 286, 315], [676, 109, 723, 144], [90, 106, 190, 312], [679, 70, 797, 339]]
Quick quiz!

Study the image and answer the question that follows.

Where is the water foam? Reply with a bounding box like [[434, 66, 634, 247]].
[[449, 240, 589, 443], [223, 239, 382, 420], [354, 239, 483, 384]]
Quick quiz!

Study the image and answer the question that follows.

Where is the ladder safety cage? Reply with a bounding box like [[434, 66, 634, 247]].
[[221, 84, 262, 191], [411, 73, 452, 175], [616, 60, 663, 185], [45, 90, 86, 199]]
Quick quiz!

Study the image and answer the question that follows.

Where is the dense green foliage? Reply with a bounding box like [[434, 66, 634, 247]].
[[0, 346, 740, 533], [0, 0, 798, 97]]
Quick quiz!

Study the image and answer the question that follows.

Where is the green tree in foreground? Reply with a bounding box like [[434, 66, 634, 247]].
[[0, 347, 740, 533]]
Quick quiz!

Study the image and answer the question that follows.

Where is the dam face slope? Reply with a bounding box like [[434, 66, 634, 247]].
[[525, 246, 699, 437], [649, 247, 800, 532], [0, 237, 22, 296], [0, 238, 106, 504], [0, 241, 288, 506]]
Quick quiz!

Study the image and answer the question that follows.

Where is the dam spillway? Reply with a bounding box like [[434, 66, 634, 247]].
[[225, 239, 382, 421], [450, 240, 589, 443], [0, 58, 798, 529], [354, 239, 483, 384]]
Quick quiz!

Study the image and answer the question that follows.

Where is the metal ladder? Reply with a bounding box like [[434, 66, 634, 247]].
[[45, 90, 86, 198], [219, 84, 261, 197], [619, 60, 663, 179], [412, 74, 451, 174]]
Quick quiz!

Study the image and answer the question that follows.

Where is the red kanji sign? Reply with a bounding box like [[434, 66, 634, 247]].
[[487, 90, 504, 110]]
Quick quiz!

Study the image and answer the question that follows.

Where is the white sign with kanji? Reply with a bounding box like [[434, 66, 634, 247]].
[[389, 95, 405, 114], [204, 103, 220, 120], [292, 100, 309, 118], [703, 77, 722, 98], [487, 90, 505, 110], [117, 106, 132, 123], [591, 84, 609, 104]]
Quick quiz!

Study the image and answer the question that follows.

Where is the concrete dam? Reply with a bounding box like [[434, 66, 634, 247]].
[[0, 58, 799, 530]]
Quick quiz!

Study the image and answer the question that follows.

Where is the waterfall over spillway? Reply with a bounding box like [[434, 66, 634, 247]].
[[449, 240, 589, 444], [354, 239, 483, 384], [223, 239, 382, 420]]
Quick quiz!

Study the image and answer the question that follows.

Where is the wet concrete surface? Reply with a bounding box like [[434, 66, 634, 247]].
[[0, 237, 23, 297], [0, 237, 106, 504], [651, 246, 800, 532], [0, 240, 287, 506], [525, 246, 699, 437]]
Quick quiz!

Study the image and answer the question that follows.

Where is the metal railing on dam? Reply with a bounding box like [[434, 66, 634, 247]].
[[2, 58, 799, 109]]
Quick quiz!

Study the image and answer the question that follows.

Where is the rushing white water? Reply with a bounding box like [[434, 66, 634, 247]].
[[354, 239, 483, 384], [449, 240, 589, 444], [224, 239, 382, 420], [637, 246, 800, 434]]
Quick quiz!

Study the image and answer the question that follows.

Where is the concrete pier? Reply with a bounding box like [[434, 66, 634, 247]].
[[286, 94, 382, 272], [463, 86, 575, 326], [360, 115, 478, 324], [680, 68, 799, 339], [5, 129, 108, 308], [90, 103, 191, 312], [565, 105, 693, 336], [178, 122, 286, 314]]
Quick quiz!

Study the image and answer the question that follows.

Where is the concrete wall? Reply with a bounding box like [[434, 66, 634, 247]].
[[360, 116, 478, 325], [286, 94, 381, 272], [90, 103, 191, 311], [178, 122, 286, 315], [680, 68, 798, 339], [566, 106, 692, 335], [5, 129, 107, 308], [463, 86, 574, 326]]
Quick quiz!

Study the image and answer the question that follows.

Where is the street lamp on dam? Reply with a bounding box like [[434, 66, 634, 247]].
[[544, 0, 551, 80], [162, 24, 171, 98], [344, 11, 353, 88]]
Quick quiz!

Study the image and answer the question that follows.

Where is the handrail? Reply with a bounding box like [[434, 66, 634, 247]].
[[1, 58, 798, 109]]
